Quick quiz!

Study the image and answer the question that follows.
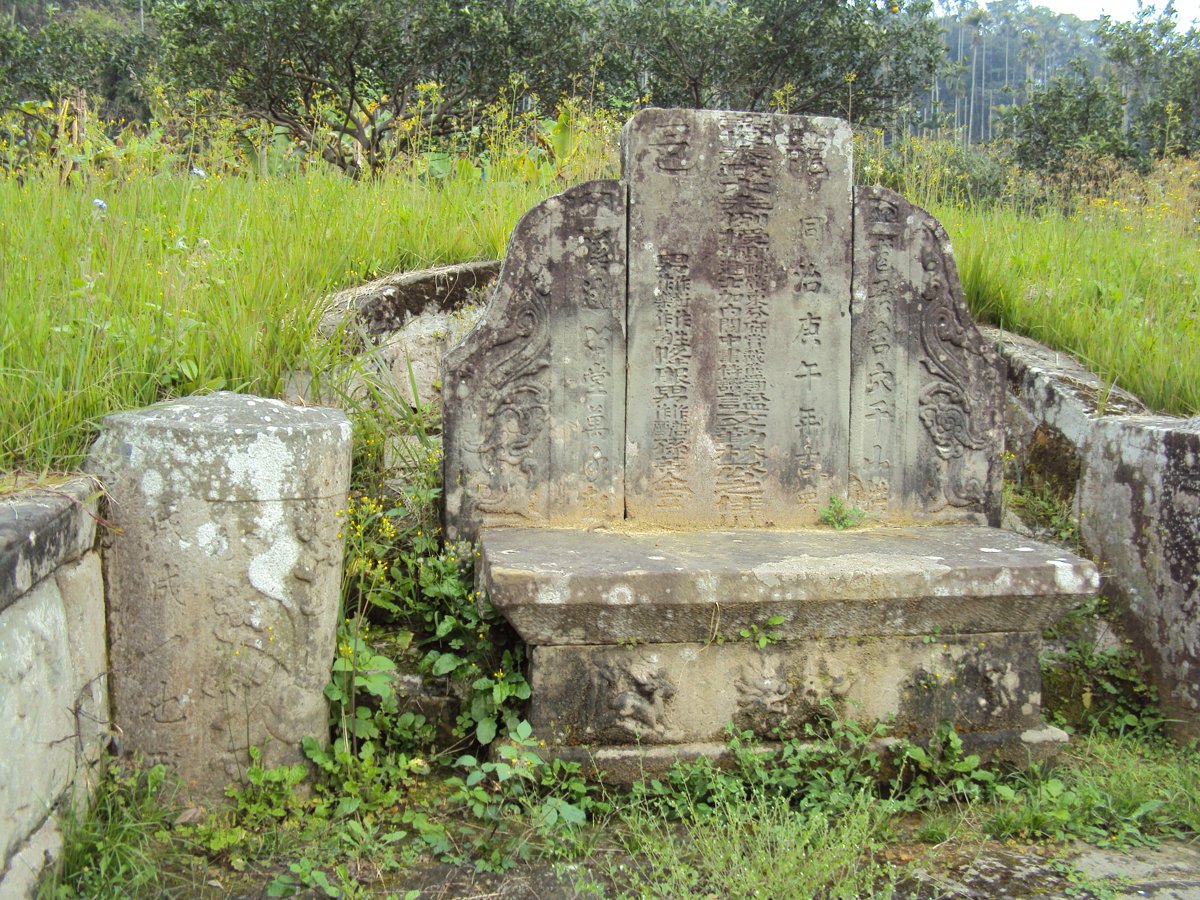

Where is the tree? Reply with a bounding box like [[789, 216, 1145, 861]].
[[602, 0, 944, 123], [154, 0, 600, 177], [1098, 4, 1200, 156], [1002, 60, 1128, 171], [0, 1, 156, 120]]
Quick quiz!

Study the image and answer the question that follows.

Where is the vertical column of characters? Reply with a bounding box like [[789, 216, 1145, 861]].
[[576, 221, 621, 517], [650, 251, 695, 509], [788, 213, 829, 506], [851, 189, 903, 512], [712, 116, 775, 525], [779, 119, 852, 514]]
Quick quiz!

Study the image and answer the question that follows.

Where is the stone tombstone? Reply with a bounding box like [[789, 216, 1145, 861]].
[[445, 109, 1096, 774], [624, 109, 854, 527], [445, 108, 1002, 537], [86, 393, 351, 802], [443, 180, 626, 539]]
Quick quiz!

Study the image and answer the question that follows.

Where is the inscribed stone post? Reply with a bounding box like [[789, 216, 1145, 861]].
[[86, 393, 351, 803]]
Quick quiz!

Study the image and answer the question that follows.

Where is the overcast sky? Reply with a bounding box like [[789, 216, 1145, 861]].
[[1018, 0, 1200, 26]]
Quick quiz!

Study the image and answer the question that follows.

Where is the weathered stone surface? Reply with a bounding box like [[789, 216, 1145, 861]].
[[482, 526, 1097, 646], [985, 326, 1146, 453], [0, 551, 107, 891], [851, 188, 1004, 525], [443, 180, 627, 540], [319, 259, 499, 344], [1078, 414, 1200, 739], [2, 815, 63, 899], [0, 478, 97, 612], [529, 631, 1049, 746], [85, 393, 351, 802], [377, 306, 484, 410], [55, 553, 109, 783], [623, 109, 854, 527], [442, 109, 1099, 770], [987, 325, 1200, 741]]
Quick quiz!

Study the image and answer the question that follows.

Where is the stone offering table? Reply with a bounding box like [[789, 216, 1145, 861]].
[[444, 109, 1098, 774]]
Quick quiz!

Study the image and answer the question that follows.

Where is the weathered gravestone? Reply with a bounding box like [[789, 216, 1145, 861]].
[[444, 109, 1099, 777]]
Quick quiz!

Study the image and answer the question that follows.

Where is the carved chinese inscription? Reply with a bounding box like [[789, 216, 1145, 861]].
[[850, 186, 1003, 524], [442, 180, 626, 540], [443, 113, 1005, 542], [624, 108, 853, 526], [650, 252, 695, 508], [849, 194, 902, 514]]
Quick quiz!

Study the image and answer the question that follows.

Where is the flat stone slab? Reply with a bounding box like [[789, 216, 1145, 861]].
[[481, 525, 1099, 645], [0, 478, 98, 613]]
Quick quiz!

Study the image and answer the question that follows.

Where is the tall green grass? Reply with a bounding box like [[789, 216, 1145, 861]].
[[860, 130, 1200, 417], [944, 199, 1200, 416], [0, 137, 616, 472]]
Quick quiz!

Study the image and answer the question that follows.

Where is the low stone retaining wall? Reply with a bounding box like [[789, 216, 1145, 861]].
[[0, 479, 108, 897], [991, 328, 1200, 739]]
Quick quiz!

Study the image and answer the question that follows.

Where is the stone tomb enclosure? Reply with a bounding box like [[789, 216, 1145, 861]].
[[444, 109, 1099, 775]]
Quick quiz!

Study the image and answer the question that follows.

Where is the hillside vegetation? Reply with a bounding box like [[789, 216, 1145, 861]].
[[1, 0, 1198, 470]]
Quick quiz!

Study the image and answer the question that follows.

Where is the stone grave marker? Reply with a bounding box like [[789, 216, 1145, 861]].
[[87, 393, 351, 802], [443, 109, 1097, 775]]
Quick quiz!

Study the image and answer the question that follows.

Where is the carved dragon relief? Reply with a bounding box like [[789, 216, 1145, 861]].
[[462, 257, 553, 517], [915, 222, 998, 509]]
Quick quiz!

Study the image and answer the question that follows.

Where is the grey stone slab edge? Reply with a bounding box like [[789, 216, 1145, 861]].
[[0, 479, 99, 613], [983, 325, 1148, 452], [319, 260, 501, 342], [481, 525, 1099, 645], [550, 726, 1068, 784], [987, 325, 1200, 739]]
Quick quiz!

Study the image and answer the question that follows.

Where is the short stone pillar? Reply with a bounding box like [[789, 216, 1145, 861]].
[[86, 393, 351, 802]]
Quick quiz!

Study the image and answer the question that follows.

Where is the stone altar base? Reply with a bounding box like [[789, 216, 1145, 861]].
[[481, 526, 1098, 779]]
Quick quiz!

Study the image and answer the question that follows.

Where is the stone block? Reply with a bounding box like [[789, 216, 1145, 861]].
[[86, 393, 352, 802], [319, 259, 499, 344], [1, 815, 62, 899], [623, 109, 854, 527], [0, 579, 83, 882], [443, 180, 627, 540], [377, 306, 483, 410], [0, 478, 97, 613], [1079, 414, 1200, 738], [984, 326, 1146, 454], [529, 631, 1048, 746], [481, 526, 1098, 646], [55, 553, 110, 784]]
